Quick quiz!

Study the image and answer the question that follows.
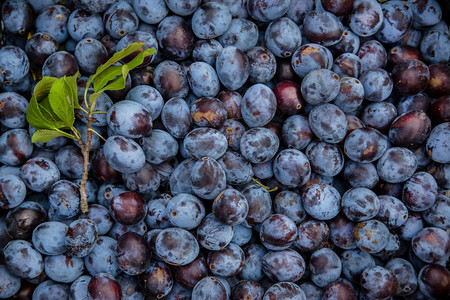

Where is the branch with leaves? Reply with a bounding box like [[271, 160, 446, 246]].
[[26, 43, 155, 214]]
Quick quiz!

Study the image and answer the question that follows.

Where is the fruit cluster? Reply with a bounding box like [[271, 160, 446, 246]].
[[0, 0, 449, 299]]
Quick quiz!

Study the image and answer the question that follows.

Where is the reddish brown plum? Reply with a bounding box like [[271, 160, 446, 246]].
[[397, 93, 431, 115], [116, 232, 151, 276], [430, 95, 450, 124], [418, 264, 450, 299], [172, 255, 208, 289], [412, 227, 449, 263], [388, 45, 423, 70], [392, 59, 430, 96], [91, 147, 122, 184], [110, 191, 147, 225], [191, 97, 227, 128], [321, 279, 357, 300], [212, 189, 248, 226], [138, 261, 173, 298], [273, 80, 304, 115], [88, 273, 122, 300], [426, 64, 450, 98], [321, 0, 355, 16], [389, 110, 432, 148]]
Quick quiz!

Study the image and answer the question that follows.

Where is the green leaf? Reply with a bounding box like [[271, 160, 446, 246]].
[[85, 43, 145, 93], [48, 77, 75, 127], [39, 97, 68, 129], [65, 72, 81, 109], [31, 129, 75, 143], [26, 77, 59, 130], [93, 48, 155, 93]]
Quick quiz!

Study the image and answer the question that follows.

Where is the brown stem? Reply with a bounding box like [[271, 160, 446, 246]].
[[79, 115, 94, 214]]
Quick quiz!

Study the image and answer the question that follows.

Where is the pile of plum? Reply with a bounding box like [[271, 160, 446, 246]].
[[0, 0, 450, 299]]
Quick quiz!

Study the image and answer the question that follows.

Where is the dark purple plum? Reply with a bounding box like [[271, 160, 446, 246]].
[[65, 218, 98, 258], [273, 149, 311, 188], [154, 61, 190, 99], [103, 1, 138, 40], [262, 249, 306, 282], [247, 0, 290, 22], [197, 213, 234, 250], [303, 10, 344, 46], [308, 103, 347, 143], [310, 248, 342, 288], [88, 273, 122, 300], [116, 232, 151, 275], [291, 43, 332, 78], [207, 243, 245, 277], [360, 266, 399, 300], [6, 201, 47, 240], [260, 214, 297, 250], [349, 0, 383, 37], [218, 18, 259, 52], [155, 227, 200, 266], [166, 193, 205, 230], [110, 191, 147, 225], [377, 147, 418, 183], [302, 183, 340, 220], [353, 219, 389, 253], [157, 15, 194, 61], [172, 255, 208, 289], [216, 46, 249, 91], [281, 114, 313, 150], [263, 282, 306, 300], [67, 9, 105, 42]]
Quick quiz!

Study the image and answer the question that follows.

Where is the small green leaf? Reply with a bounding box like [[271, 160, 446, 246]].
[[31, 129, 75, 143], [48, 77, 75, 127], [93, 48, 155, 92], [102, 64, 130, 92], [85, 43, 146, 93]]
